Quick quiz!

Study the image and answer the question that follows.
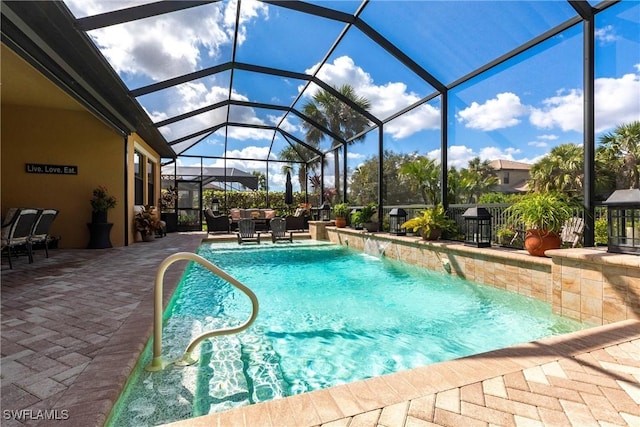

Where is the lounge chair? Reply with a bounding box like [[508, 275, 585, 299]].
[[285, 207, 308, 231], [204, 209, 230, 234], [270, 217, 293, 243], [29, 208, 59, 259], [237, 218, 261, 244], [560, 217, 585, 248], [1, 208, 40, 268]]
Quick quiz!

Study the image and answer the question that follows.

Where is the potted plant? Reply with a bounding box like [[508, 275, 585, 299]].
[[352, 203, 377, 232], [90, 185, 117, 224], [134, 206, 162, 241], [496, 225, 523, 248], [505, 192, 573, 256], [401, 204, 456, 240], [332, 203, 350, 228]]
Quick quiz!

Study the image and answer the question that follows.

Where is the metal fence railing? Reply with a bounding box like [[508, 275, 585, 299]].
[[375, 203, 608, 245]]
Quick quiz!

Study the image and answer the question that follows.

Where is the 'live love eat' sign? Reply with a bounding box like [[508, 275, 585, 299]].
[[25, 163, 78, 175]]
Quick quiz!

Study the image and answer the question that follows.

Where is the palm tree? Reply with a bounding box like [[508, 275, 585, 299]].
[[599, 121, 640, 189], [399, 155, 440, 205], [459, 157, 498, 203], [529, 143, 584, 196], [301, 84, 371, 198], [278, 144, 320, 191]]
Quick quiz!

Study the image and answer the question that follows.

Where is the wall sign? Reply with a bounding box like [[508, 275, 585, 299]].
[[26, 163, 78, 175]]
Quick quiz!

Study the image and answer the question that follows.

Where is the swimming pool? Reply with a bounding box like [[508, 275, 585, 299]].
[[107, 241, 588, 426]]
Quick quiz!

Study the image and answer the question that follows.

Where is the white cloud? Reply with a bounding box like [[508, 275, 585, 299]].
[[427, 145, 538, 169], [303, 56, 440, 139], [385, 104, 441, 139], [529, 88, 583, 132], [456, 92, 528, 131], [528, 141, 549, 148], [268, 114, 300, 134], [538, 134, 558, 141], [529, 70, 640, 133], [595, 25, 617, 45], [75, 0, 267, 82]]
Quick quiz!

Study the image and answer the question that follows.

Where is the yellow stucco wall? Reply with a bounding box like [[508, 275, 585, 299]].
[[127, 133, 162, 243], [1, 104, 126, 248]]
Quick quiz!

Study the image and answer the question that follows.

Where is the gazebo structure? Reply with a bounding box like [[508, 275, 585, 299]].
[[2, 1, 638, 247]]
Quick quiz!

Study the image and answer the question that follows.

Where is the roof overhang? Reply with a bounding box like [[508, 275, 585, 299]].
[[0, 0, 176, 158]]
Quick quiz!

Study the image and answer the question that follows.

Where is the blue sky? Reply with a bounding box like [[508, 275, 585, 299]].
[[65, 0, 639, 191]]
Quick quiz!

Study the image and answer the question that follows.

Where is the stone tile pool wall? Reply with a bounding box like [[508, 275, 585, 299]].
[[324, 226, 640, 326]]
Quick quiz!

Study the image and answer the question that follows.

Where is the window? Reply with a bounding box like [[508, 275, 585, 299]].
[[503, 172, 510, 185], [134, 151, 143, 205], [134, 150, 158, 206], [147, 159, 155, 207]]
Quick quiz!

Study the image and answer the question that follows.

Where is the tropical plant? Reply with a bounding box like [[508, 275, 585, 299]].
[[302, 84, 371, 194], [399, 155, 440, 205], [252, 171, 267, 191], [505, 192, 573, 233], [598, 121, 640, 189], [594, 217, 608, 246], [458, 157, 498, 203], [159, 186, 178, 211], [332, 202, 350, 218], [134, 206, 162, 235], [279, 143, 321, 191], [529, 143, 584, 196], [351, 202, 377, 226], [401, 204, 455, 240], [495, 226, 523, 248], [90, 185, 117, 212]]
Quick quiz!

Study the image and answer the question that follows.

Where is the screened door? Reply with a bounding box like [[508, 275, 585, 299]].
[[176, 180, 202, 231]]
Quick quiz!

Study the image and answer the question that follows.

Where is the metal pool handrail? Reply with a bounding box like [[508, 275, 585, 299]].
[[145, 252, 259, 372]]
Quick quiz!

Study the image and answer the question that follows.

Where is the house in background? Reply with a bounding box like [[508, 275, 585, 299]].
[[489, 160, 531, 194]]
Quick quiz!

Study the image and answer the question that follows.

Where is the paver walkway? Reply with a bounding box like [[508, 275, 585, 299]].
[[1, 232, 639, 427]]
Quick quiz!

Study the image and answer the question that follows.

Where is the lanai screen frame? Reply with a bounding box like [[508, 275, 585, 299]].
[[2, 0, 633, 246]]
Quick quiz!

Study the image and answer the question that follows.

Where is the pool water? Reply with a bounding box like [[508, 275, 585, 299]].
[[107, 241, 588, 426]]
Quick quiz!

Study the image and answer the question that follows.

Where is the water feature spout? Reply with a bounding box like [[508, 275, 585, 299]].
[[363, 238, 389, 257]]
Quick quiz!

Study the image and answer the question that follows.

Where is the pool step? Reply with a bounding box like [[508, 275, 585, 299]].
[[238, 327, 287, 404], [197, 319, 287, 414]]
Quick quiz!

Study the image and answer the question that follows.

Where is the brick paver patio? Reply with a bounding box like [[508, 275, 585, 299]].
[[1, 232, 639, 426]]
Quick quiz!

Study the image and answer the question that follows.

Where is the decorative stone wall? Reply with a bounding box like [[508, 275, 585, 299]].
[[326, 227, 640, 326]]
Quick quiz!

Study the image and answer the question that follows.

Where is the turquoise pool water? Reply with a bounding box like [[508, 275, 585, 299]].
[[107, 241, 587, 426]]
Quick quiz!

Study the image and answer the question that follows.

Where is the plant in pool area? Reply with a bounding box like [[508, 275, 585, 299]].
[[332, 203, 350, 228], [332, 203, 350, 218], [504, 192, 574, 256], [159, 186, 178, 212], [352, 202, 377, 231], [505, 192, 573, 233], [90, 185, 117, 212], [594, 217, 608, 246], [134, 205, 162, 236], [401, 204, 455, 240]]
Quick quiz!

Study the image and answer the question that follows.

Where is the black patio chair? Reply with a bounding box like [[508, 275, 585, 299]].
[[270, 217, 293, 243], [204, 209, 230, 234], [1, 208, 40, 269], [30, 208, 59, 259], [236, 218, 261, 244]]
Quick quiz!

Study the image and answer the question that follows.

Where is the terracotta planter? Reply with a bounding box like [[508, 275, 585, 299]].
[[524, 229, 561, 256], [335, 217, 347, 228]]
